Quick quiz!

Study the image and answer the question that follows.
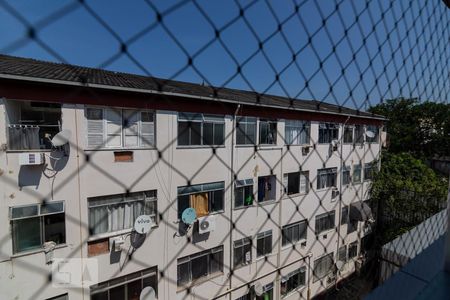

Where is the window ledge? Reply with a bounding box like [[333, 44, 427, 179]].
[[84, 147, 157, 152], [281, 285, 306, 299], [282, 192, 308, 199], [233, 205, 255, 211], [235, 144, 256, 148], [88, 225, 158, 242], [176, 145, 226, 149], [281, 238, 307, 251], [11, 243, 68, 259], [257, 145, 281, 150], [284, 144, 311, 147], [255, 253, 275, 261], [176, 271, 224, 292], [315, 228, 335, 237], [257, 199, 277, 206], [6, 149, 52, 153]]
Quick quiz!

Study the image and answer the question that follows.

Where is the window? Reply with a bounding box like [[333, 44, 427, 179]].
[[259, 119, 277, 145], [354, 125, 364, 144], [338, 245, 347, 262], [86, 107, 155, 149], [315, 211, 335, 234], [318, 123, 339, 144], [341, 206, 349, 225], [282, 220, 307, 246], [343, 125, 354, 144], [88, 190, 157, 236], [281, 267, 306, 297], [235, 179, 254, 208], [235, 295, 251, 300], [285, 120, 310, 145], [283, 171, 309, 195], [10, 201, 65, 254], [91, 267, 157, 300], [258, 175, 276, 202], [256, 230, 272, 257], [366, 125, 379, 143], [177, 246, 223, 286], [256, 283, 274, 300], [317, 168, 337, 189], [46, 294, 68, 300], [178, 113, 225, 146], [348, 242, 358, 258], [342, 166, 351, 185], [6, 100, 62, 150], [233, 237, 252, 268], [177, 182, 224, 218], [313, 253, 334, 282], [353, 164, 362, 183], [364, 162, 375, 181], [236, 117, 256, 145]]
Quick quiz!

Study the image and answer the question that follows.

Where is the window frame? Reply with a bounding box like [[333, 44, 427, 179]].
[[236, 116, 257, 145], [318, 123, 339, 144], [283, 171, 309, 196], [10, 201, 66, 254], [234, 179, 254, 209], [313, 253, 334, 282], [281, 220, 307, 247], [342, 166, 351, 185], [352, 164, 362, 184], [364, 162, 375, 181], [258, 119, 277, 145], [315, 211, 335, 235], [280, 267, 306, 297], [177, 181, 225, 219], [87, 190, 158, 238], [233, 237, 252, 268], [256, 230, 273, 258], [85, 107, 155, 149], [177, 112, 225, 147], [284, 120, 310, 145], [348, 241, 358, 259], [316, 168, 337, 190], [343, 125, 354, 144], [257, 175, 277, 203], [177, 246, 224, 287]]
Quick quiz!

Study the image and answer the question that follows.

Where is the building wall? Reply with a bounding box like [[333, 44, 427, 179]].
[[0, 98, 381, 300]]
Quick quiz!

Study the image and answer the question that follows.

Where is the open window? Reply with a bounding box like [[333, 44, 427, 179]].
[[6, 100, 61, 150], [257, 175, 276, 202], [177, 182, 225, 218]]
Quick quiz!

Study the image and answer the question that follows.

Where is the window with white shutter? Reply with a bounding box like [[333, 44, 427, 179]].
[[86, 108, 104, 148], [85, 107, 155, 149]]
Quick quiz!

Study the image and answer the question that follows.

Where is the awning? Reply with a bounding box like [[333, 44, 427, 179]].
[[349, 202, 373, 222]]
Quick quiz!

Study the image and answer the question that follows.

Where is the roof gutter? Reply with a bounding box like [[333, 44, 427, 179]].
[[0, 73, 387, 121]]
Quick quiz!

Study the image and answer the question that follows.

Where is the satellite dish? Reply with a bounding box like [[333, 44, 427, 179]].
[[181, 208, 197, 225], [140, 286, 156, 300], [365, 131, 375, 138], [51, 129, 72, 147], [336, 261, 344, 271], [134, 215, 153, 234], [253, 281, 263, 296]]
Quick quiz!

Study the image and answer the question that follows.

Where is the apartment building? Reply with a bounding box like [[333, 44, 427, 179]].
[[0, 55, 384, 300]]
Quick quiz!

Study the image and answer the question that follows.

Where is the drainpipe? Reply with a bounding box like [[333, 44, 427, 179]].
[[335, 116, 350, 289], [306, 252, 313, 300], [276, 146, 283, 300], [229, 104, 240, 299]]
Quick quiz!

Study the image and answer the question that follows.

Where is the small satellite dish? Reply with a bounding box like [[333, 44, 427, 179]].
[[181, 208, 197, 225], [253, 281, 263, 297], [140, 286, 156, 300], [134, 215, 153, 234], [336, 261, 344, 271], [365, 131, 375, 138], [51, 129, 72, 147]]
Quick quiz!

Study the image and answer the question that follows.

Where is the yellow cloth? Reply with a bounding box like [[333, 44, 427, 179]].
[[190, 192, 209, 217]]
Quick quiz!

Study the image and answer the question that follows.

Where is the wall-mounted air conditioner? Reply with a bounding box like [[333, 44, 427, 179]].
[[302, 146, 310, 156], [331, 188, 339, 199], [109, 237, 125, 252], [198, 215, 216, 234], [19, 153, 44, 165], [331, 139, 339, 151]]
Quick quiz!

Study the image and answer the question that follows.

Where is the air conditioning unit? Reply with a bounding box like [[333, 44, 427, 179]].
[[198, 215, 216, 234], [331, 188, 339, 199], [110, 237, 125, 252], [326, 273, 336, 285], [302, 146, 310, 156], [331, 139, 339, 151], [19, 153, 44, 165]]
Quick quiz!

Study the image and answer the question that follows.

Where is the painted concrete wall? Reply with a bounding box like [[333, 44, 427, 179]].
[[0, 99, 380, 300]]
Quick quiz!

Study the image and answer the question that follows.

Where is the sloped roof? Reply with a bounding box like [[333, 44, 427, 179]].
[[0, 54, 385, 120]]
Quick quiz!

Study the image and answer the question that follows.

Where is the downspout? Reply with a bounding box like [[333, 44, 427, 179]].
[[229, 104, 240, 299], [276, 146, 283, 300], [335, 116, 350, 289]]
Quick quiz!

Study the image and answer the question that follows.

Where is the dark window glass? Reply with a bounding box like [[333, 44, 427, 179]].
[[177, 261, 190, 286], [44, 213, 66, 244], [210, 190, 224, 212], [191, 255, 208, 280], [343, 126, 353, 143], [178, 122, 190, 145], [12, 217, 41, 253]]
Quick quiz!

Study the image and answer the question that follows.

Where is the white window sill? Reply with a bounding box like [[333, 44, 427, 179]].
[[315, 228, 335, 237], [84, 147, 157, 152], [11, 243, 68, 259], [281, 238, 307, 250], [257, 199, 277, 206], [281, 286, 306, 299], [233, 204, 255, 211], [176, 145, 226, 149], [6, 149, 52, 153], [315, 187, 337, 192], [88, 225, 158, 242], [282, 192, 308, 199], [176, 271, 224, 292]]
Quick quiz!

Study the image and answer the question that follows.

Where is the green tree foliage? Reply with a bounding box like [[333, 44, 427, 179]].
[[370, 152, 448, 242], [369, 98, 450, 158]]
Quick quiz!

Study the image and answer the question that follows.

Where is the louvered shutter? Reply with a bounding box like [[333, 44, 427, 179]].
[[86, 108, 104, 148]]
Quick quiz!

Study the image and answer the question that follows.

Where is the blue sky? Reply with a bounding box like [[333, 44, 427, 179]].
[[0, 0, 448, 109]]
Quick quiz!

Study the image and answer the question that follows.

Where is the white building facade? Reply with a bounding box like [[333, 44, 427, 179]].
[[0, 55, 383, 300]]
